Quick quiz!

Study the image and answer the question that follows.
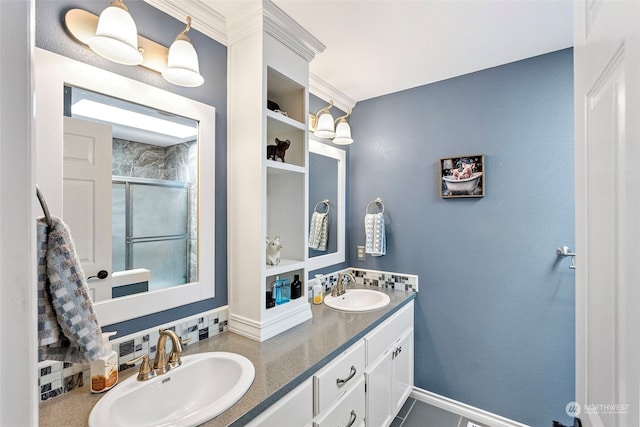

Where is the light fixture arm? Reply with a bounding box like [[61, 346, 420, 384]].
[[176, 16, 193, 43], [315, 100, 334, 117], [334, 109, 351, 124], [110, 0, 128, 12]]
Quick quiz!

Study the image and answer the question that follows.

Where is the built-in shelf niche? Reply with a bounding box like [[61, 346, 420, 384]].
[[265, 268, 305, 310], [267, 67, 305, 124], [266, 114, 306, 168]]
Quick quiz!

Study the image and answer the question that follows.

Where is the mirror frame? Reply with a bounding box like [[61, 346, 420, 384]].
[[34, 48, 215, 325], [307, 138, 346, 270]]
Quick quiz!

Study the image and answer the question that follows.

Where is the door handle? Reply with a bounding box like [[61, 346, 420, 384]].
[[87, 270, 109, 280]]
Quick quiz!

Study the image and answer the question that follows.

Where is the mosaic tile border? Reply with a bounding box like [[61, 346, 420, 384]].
[[308, 268, 419, 295], [38, 306, 228, 403]]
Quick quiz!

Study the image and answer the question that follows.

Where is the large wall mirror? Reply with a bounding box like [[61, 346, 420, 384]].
[[34, 48, 215, 325], [307, 139, 346, 270]]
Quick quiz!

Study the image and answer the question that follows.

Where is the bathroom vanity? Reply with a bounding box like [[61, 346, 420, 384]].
[[38, 287, 415, 427]]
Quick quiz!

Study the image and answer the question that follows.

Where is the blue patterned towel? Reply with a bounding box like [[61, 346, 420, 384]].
[[365, 212, 386, 256], [38, 217, 106, 363]]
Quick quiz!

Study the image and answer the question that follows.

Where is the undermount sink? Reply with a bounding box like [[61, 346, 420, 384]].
[[324, 288, 391, 312], [89, 352, 255, 427]]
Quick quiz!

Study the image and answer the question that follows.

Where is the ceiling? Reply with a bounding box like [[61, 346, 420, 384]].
[[152, 0, 574, 106]]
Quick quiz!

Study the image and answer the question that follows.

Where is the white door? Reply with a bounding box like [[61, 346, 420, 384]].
[[392, 329, 413, 416], [365, 348, 394, 427], [63, 116, 113, 301], [574, 1, 640, 426]]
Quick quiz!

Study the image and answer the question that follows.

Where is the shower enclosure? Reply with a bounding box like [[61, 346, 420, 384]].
[[112, 176, 193, 293]]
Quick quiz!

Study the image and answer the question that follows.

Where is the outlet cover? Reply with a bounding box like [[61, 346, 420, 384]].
[[357, 245, 365, 260]]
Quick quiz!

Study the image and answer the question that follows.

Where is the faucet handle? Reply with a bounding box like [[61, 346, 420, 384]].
[[167, 336, 191, 368], [127, 354, 156, 381]]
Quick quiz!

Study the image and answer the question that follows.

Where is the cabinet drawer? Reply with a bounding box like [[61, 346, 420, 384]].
[[314, 340, 365, 415], [364, 301, 414, 365], [313, 376, 365, 427], [246, 378, 313, 427]]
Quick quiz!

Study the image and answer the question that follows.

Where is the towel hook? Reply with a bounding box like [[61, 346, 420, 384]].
[[366, 197, 384, 214], [36, 185, 52, 228], [314, 199, 330, 214]]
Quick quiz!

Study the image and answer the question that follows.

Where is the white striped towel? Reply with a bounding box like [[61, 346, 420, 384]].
[[364, 212, 386, 256], [38, 216, 107, 363], [308, 211, 329, 251]]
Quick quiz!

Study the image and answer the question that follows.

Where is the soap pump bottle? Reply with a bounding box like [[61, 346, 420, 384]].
[[91, 331, 118, 393], [312, 275, 323, 305]]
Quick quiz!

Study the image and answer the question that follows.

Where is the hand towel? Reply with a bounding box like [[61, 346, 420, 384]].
[[37, 220, 60, 346], [364, 212, 386, 256], [38, 216, 107, 363], [308, 211, 329, 251]]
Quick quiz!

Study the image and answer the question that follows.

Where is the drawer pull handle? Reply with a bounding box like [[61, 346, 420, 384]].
[[336, 365, 357, 386], [345, 410, 357, 427]]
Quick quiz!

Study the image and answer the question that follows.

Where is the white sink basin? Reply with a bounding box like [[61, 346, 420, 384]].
[[324, 289, 391, 312], [89, 352, 255, 427]]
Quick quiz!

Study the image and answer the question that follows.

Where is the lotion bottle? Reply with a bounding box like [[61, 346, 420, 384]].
[[91, 331, 118, 393]]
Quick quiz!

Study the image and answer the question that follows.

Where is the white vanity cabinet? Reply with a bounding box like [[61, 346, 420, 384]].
[[364, 302, 414, 427], [246, 301, 414, 427], [246, 378, 314, 427]]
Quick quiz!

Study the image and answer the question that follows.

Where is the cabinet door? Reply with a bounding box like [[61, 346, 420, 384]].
[[392, 328, 414, 415], [313, 376, 365, 427], [246, 378, 313, 427], [364, 347, 393, 427]]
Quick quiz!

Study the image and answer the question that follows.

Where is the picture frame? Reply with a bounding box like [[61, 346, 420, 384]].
[[440, 155, 485, 198]]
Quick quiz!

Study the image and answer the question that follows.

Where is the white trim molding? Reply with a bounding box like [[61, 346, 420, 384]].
[[411, 388, 530, 427], [309, 73, 357, 112]]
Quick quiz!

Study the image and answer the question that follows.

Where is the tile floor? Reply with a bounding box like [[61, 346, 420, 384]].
[[391, 398, 490, 427]]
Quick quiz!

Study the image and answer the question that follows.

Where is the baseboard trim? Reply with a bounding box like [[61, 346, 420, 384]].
[[410, 388, 530, 427]]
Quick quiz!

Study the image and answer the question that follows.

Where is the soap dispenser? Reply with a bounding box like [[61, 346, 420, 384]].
[[90, 331, 118, 393]]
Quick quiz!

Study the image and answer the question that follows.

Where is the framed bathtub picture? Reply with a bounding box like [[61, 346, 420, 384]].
[[440, 155, 485, 198]]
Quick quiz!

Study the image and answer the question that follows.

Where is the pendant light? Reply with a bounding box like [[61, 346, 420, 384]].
[[162, 16, 204, 88], [88, 0, 143, 65]]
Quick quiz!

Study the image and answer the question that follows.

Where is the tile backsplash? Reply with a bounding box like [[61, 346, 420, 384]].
[[310, 267, 419, 294], [38, 307, 228, 403]]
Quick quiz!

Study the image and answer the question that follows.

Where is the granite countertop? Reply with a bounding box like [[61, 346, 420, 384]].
[[39, 287, 416, 427]]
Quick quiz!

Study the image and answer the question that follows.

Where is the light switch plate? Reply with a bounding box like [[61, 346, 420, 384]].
[[357, 245, 365, 260]]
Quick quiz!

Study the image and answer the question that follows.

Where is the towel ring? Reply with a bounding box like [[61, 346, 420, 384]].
[[314, 199, 330, 214], [36, 185, 53, 228], [366, 197, 385, 214]]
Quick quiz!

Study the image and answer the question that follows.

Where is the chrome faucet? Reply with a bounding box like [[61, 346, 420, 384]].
[[332, 272, 356, 297], [153, 329, 184, 375]]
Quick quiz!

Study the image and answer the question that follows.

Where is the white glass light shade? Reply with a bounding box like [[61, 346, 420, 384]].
[[333, 118, 353, 145], [162, 39, 204, 87], [88, 4, 143, 65], [314, 112, 336, 139]]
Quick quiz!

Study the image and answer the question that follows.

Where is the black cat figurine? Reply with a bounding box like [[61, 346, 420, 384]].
[[267, 137, 291, 163]]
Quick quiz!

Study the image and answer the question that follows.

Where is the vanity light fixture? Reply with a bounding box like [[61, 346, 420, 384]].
[[65, 7, 205, 87], [332, 110, 353, 145], [312, 101, 336, 139], [310, 101, 354, 145], [162, 17, 204, 88], [88, 0, 143, 65]]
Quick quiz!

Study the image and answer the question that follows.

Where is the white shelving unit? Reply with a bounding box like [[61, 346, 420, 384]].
[[227, 1, 324, 342]]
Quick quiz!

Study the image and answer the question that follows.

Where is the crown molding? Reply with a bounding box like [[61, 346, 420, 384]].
[[309, 73, 357, 112], [225, 1, 264, 47], [262, 0, 325, 62], [144, 0, 228, 46]]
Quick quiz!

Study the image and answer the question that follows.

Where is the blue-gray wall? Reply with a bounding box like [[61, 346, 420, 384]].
[[349, 49, 575, 426], [35, 0, 227, 335]]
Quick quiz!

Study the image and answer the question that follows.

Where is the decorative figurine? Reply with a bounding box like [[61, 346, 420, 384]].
[[267, 138, 291, 163], [266, 236, 282, 266]]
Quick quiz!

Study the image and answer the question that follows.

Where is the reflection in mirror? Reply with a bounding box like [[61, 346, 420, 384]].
[[64, 86, 199, 302], [307, 139, 346, 270], [35, 48, 215, 325]]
